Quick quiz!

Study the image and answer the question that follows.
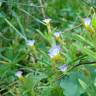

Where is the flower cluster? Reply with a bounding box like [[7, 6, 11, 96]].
[[24, 19, 67, 73]]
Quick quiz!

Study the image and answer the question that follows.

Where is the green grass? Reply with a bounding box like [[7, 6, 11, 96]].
[[0, 0, 96, 96]]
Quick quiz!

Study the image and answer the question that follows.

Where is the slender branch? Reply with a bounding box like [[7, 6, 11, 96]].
[[82, 0, 96, 8], [54, 61, 96, 82], [0, 0, 44, 7], [38, 0, 46, 18], [82, 0, 91, 6], [0, 81, 18, 92], [69, 55, 86, 65], [62, 24, 82, 33], [69, 61, 96, 71]]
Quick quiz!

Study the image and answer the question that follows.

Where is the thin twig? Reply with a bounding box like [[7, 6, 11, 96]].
[[0, 32, 12, 41], [69, 61, 96, 71], [62, 24, 82, 33], [82, 0, 91, 6], [0, 0, 44, 7], [82, 0, 96, 8], [38, 0, 46, 18], [55, 61, 96, 82], [0, 81, 18, 92]]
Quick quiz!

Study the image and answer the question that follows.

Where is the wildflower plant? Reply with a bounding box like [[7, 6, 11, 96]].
[[43, 18, 52, 34], [83, 17, 95, 33]]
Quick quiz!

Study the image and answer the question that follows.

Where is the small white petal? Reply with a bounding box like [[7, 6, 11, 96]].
[[15, 71, 23, 78], [54, 32, 61, 38], [48, 45, 60, 58], [59, 64, 67, 72], [43, 18, 51, 24], [84, 18, 91, 26], [27, 40, 35, 46]]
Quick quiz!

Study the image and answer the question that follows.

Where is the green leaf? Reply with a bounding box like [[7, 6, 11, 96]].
[[73, 34, 95, 48], [92, 14, 96, 29], [75, 44, 96, 60], [4, 18, 27, 40], [78, 79, 88, 90], [60, 72, 84, 96]]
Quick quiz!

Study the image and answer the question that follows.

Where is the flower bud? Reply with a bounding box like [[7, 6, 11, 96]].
[[59, 64, 67, 72], [83, 18, 94, 33], [84, 18, 91, 27], [53, 32, 61, 39], [15, 71, 23, 78], [43, 18, 51, 25], [26, 40, 35, 47]]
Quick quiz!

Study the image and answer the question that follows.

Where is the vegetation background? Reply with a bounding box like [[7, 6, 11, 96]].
[[0, 0, 96, 96]]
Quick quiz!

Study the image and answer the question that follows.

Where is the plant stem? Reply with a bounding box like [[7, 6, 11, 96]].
[[38, 0, 46, 18]]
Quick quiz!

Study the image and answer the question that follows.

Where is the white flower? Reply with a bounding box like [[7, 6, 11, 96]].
[[26, 40, 35, 46], [59, 64, 67, 72], [83, 18, 91, 26], [43, 18, 51, 24], [53, 32, 61, 38], [48, 45, 60, 58], [15, 71, 23, 78]]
